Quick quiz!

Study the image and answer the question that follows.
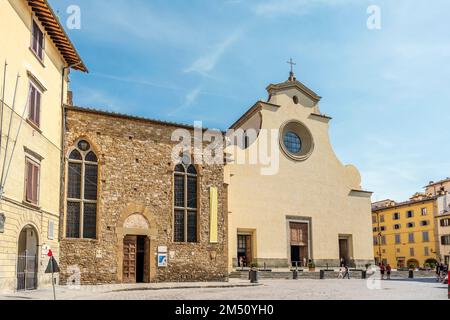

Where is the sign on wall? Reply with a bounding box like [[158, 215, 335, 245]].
[[0, 213, 4, 233], [158, 253, 168, 267]]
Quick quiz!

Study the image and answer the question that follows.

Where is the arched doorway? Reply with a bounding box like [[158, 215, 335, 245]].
[[116, 206, 158, 284], [406, 259, 419, 269], [17, 225, 39, 291], [425, 259, 438, 268]]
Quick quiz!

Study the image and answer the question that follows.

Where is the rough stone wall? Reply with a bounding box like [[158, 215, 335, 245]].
[[59, 108, 228, 284]]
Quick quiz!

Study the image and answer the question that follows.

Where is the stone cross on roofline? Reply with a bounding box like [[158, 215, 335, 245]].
[[287, 58, 297, 82]]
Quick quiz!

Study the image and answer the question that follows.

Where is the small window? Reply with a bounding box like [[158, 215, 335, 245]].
[[395, 234, 401, 244], [406, 210, 414, 218], [408, 233, 415, 243], [393, 212, 400, 220], [442, 235, 450, 245], [410, 248, 415, 256], [31, 20, 44, 60], [373, 236, 378, 245], [380, 236, 386, 245], [440, 218, 450, 227], [25, 158, 40, 205], [420, 220, 429, 227], [28, 82, 41, 127], [423, 231, 429, 242], [373, 227, 378, 232], [293, 96, 299, 104], [424, 247, 429, 256], [407, 222, 415, 228], [394, 224, 401, 230], [380, 226, 386, 231], [372, 215, 377, 223], [380, 215, 385, 223], [421, 208, 427, 216]]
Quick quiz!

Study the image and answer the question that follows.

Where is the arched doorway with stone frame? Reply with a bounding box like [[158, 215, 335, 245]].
[[116, 204, 158, 284]]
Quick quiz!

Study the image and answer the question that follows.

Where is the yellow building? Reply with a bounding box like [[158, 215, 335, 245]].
[[0, 0, 86, 292], [372, 197, 439, 269]]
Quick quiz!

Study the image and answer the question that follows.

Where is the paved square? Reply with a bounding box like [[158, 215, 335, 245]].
[[1, 278, 447, 300]]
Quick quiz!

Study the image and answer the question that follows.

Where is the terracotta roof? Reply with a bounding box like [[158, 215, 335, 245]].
[[424, 178, 450, 188], [372, 196, 437, 212], [26, 0, 87, 72]]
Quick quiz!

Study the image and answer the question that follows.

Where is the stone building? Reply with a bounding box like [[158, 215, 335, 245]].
[[59, 106, 228, 284], [0, 0, 86, 292]]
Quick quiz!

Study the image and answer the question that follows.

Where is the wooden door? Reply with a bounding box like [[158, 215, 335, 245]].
[[123, 236, 137, 283], [339, 239, 349, 263]]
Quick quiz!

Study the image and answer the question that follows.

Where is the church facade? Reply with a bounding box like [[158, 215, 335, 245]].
[[59, 106, 228, 284], [225, 72, 374, 269]]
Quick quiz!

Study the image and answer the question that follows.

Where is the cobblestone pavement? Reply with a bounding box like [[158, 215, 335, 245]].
[[1, 278, 447, 300]]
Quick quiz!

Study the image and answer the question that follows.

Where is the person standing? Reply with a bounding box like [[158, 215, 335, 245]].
[[386, 264, 392, 280], [436, 262, 442, 282], [380, 263, 386, 280]]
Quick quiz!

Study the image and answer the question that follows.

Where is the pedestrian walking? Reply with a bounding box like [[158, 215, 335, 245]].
[[386, 264, 392, 280], [338, 267, 344, 279], [436, 263, 442, 282], [380, 263, 385, 280], [343, 265, 350, 279]]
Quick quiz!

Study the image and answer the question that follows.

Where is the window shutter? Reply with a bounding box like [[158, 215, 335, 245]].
[[29, 86, 36, 121], [35, 91, 41, 126], [32, 163, 39, 204], [25, 162, 33, 202]]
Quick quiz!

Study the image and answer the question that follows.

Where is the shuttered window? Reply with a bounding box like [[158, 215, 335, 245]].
[[31, 20, 44, 60], [28, 83, 41, 127], [173, 163, 198, 243], [25, 158, 40, 205], [66, 140, 98, 239]]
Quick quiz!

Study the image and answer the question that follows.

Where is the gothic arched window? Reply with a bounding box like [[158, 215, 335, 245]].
[[173, 163, 198, 243], [66, 140, 98, 239]]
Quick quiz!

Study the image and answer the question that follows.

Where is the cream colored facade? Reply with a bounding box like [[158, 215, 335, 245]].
[[436, 194, 450, 265], [0, 0, 85, 292], [225, 74, 374, 269]]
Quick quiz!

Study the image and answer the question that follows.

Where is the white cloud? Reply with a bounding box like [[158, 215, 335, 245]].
[[168, 86, 203, 116], [184, 31, 242, 77]]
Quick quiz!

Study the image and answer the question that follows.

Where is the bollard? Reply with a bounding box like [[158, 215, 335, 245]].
[[362, 270, 367, 279], [293, 270, 298, 280], [250, 269, 258, 283], [320, 270, 325, 280], [409, 270, 414, 279]]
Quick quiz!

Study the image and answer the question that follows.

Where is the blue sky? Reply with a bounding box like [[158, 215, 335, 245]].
[[49, 0, 450, 202]]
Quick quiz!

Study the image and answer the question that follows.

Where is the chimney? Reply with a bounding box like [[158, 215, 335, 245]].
[[67, 90, 73, 106]]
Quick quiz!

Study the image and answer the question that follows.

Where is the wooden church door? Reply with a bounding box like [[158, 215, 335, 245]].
[[123, 236, 137, 283]]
